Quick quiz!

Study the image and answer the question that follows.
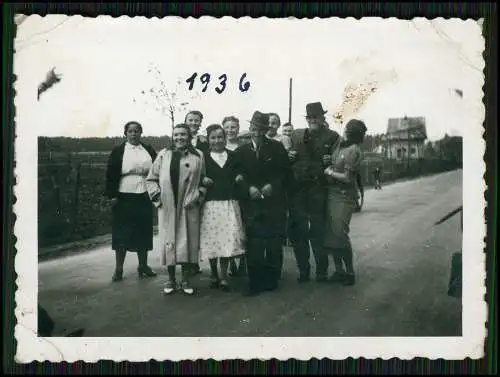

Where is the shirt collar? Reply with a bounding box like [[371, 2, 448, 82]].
[[211, 149, 227, 155], [126, 142, 142, 149]]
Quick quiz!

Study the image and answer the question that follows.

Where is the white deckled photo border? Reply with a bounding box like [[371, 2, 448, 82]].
[[13, 15, 487, 362]]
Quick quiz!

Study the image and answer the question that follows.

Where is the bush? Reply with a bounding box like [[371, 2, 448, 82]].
[[38, 156, 158, 249]]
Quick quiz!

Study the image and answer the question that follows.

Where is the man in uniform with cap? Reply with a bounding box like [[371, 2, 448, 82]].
[[235, 111, 294, 296], [288, 102, 341, 282]]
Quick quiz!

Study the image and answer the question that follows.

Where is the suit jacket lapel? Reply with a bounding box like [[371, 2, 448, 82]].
[[258, 138, 271, 162]]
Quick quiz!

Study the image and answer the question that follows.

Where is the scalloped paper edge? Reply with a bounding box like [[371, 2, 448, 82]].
[[12, 15, 487, 362]]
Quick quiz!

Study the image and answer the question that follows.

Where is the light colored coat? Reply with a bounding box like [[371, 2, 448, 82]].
[[146, 148, 206, 266]]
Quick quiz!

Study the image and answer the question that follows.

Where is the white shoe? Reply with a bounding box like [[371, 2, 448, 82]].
[[163, 281, 175, 295], [181, 282, 194, 295]]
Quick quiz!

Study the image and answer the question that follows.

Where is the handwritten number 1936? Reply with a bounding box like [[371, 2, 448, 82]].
[[200, 73, 211, 92], [239, 73, 250, 92], [186, 72, 250, 94], [215, 74, 227, 94]]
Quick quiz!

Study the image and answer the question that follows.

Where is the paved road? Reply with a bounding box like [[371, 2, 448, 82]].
[[39, 170, 463, 337]]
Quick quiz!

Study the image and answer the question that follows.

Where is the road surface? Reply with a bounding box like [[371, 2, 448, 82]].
[[38, 170, 463, 337]]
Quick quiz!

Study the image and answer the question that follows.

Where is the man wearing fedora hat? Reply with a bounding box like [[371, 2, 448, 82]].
[[234, 111, 294, 296], [287, 102, 341, 283]]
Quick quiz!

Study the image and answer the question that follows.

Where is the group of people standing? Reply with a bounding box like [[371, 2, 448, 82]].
[[104, 101, 367, 297]]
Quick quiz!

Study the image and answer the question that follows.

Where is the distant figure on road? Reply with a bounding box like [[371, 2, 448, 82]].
[[222, 115, 248, 277], [287, 102, 341, 283], [373, 167, 382, 190], [323, 118, 367, 286], [146, 123, 207, 296], [104, 121, 158, 283], [199, 124, 246, 292], [235, 111, 293, 296]]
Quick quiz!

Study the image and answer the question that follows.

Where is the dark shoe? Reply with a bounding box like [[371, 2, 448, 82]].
[[193, 265, 202, 275], [138, 266, 157, 279], [297, 275, 310, 283], [228, 270, 238, 277], [112, 270, 123, 282], [229, 268, 246, 278], [209, 277, 220, 289], [316, 275, 328, 283], [219, 280, 231, 292], [342, 273, 355, 286], [229, 261, 239, 276], [243, 289, 261, 297], [264, 283, 278, 292], [330, 271, 347, 283]]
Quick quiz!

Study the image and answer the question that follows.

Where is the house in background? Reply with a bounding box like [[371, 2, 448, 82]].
[[380, 116, 427, 160]]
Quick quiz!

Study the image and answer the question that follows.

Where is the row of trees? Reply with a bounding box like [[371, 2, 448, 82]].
[[39, 134, 384, 154], [38, 134, 462, 164], [38, 136, 172, 154], [424, 134, 463, 164]]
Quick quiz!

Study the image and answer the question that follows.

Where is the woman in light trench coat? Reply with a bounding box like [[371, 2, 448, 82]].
[[146, 123, 208, 296]]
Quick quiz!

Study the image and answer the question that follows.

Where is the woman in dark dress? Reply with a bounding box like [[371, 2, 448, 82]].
[[323, 119, 367, 286], [104, 121, 158, 282], [199, 124, 246, 291]]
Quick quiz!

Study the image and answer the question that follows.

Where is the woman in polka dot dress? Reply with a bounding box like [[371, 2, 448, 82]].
[[199, 124, 246, 291]]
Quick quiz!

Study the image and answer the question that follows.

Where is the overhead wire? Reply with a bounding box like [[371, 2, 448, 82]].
[[16, 18, 71, 52], [428, 20, 482, 73]]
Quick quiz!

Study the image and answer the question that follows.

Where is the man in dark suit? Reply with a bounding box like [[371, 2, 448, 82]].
[[288, 102, 341, 282], [235, 111, 293, 296]]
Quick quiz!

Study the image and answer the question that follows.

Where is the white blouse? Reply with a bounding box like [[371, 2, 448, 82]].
[[119, 142, 153, 194], [210, 150, 228, 168]]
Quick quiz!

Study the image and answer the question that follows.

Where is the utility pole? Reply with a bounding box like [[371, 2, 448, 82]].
[[387, 132, 394, 180], [288, 78, 293, 124]]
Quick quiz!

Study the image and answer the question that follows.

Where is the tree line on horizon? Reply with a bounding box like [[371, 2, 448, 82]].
[[38, 133, 388, 153], [38, 134, 462, 164]]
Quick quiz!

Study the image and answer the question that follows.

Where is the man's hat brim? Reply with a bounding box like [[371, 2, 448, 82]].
[[247, 120, 270, 128], [305, 110, 328, 117]]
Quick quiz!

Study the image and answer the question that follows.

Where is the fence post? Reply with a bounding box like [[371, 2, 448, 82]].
[[71, 162, 81, 236], [51, 175, 61, 216]]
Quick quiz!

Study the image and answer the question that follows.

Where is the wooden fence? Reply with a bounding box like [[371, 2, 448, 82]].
[[38, 152, 461, 249]]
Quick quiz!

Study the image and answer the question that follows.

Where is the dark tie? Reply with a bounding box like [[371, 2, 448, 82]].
[[254, 143, 260, 159]]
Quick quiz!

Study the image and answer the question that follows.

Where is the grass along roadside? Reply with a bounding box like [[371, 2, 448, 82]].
[[39, 226, 159, 262]]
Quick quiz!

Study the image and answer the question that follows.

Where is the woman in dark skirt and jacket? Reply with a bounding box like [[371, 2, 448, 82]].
[[104, 121, 158, 282], [199, 124, 246, 291]]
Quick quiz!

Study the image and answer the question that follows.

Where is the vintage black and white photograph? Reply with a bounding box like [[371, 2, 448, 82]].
[[14, 15, 486, 361]]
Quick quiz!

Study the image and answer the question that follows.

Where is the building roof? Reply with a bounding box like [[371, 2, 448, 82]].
[[386, 117, 427, 140]]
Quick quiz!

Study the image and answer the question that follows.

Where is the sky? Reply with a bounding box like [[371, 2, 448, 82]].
[[14, 16, 485, 140]]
